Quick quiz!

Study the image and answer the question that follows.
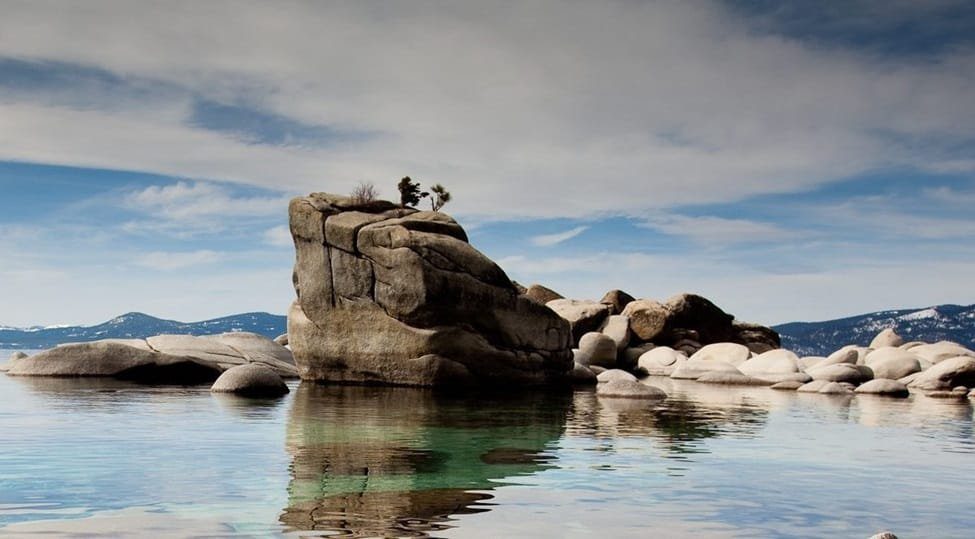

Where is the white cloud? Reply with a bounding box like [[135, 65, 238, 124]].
[[133, 250, 221, 271], [0, 1, 971, 221], [529, 226, 589, 247], [640, 215, 796, 245], [262, 225, 293, 248]]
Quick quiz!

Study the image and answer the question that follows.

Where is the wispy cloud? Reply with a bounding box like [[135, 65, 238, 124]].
[[262, 225, 293, 247], [133, 250, 222, 271], [640, 215, 796, 245], [529, 226, 588, 247]]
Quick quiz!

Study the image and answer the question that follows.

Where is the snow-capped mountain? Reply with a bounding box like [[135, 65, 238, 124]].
[[0, 312, 286, 349], [773, 304, 975, 356]]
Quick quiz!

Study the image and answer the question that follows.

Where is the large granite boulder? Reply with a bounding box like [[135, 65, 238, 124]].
[[863, 348, 922, 380], [575, 332, 618, 368], [287, 193, 572, 386], [4, 333, 298, 383], [870, 328, 904, 349], [621, 299, 670, 341], [909, 356, 975, 391], [5, 341, 222, 383], [547, 299, 611, 343], [523, 283, 563, 305], [599, 289, 636, 315], [620, 293, 778, 350]]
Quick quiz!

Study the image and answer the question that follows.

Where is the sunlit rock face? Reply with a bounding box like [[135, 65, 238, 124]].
[[280, 384, 569, 536], [286, 193, 573, 386]]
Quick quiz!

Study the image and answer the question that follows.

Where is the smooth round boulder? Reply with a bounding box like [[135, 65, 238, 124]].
[[690, 342, 751, 367], [908, 356, 975, 390], [589, 365, 607, 375], [599, 315, 631, 351], [899, 341, 924, 350], [770, 380, 804, 390], [274, 333, 289, 346], [822, 347, 860, 366], [9, 351, 28, 360], [855, 379, 909, 397], [575, 332, 618, 368], [799, 356, 828, 370], [910, 342, 975, 364], [621, 299, 670, 341], [818, 381, 854, 395], [870, 328, 904, 349], [739, 349, 801, 377], [637, 347, 686, 376], [864, 348, 921, 380], [696, 372, 769, 386], [211, 363, 289, 397], [566, 362, 597, 384], [547, 299, 611, 344], [796, 380, 831, 393], [807, 363, 873, 384], [597, 369, 638, 384], [670, 359, 740, 380], [597, 379, 667, 399]]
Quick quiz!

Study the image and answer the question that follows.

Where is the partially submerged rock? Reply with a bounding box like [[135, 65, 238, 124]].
[[287, 193, 572, 386], [695, 371, 769, 386], [670, 359, 740, 380], [4, 333, 298, 384], [567, 362, 598, 384], [689, 342, 751, 367], [818, 382, 854, 395], [770, 380, 804, 390], [596, 379, 667, 399], [211, 363, 289, 397], [575, 332, 618, 368], [807, 363, 873, 384], [855, 379, 909, 398], [5, 341, 222, 383], [909, 356, 975, 390], [636, 347, 685, 376], [596, 369, 638, 384]]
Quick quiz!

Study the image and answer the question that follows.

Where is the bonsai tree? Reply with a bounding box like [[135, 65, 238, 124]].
[[429, 183, 452, 211], [397, 176, 428, 208]]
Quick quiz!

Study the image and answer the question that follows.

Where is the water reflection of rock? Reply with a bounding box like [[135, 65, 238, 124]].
[[569, 378, 771, 454], [280, 384, 570, 537]]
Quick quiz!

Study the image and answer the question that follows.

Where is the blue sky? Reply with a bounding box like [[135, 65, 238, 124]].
[[1, 0, 974, 327]]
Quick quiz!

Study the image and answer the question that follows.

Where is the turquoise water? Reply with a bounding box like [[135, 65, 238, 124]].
[[1, 349, 974, 538]]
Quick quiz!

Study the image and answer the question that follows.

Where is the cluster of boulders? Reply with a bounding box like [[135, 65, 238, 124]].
[[2, 332, 295, 397], [574, 323, 975, 399]]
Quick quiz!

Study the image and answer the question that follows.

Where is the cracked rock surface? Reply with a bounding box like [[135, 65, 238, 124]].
[[286, 193, 573, 386]]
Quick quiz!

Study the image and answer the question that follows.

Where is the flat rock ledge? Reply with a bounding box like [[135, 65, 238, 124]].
[[4, 332, 297, 385], [211, 363, 289, 397]]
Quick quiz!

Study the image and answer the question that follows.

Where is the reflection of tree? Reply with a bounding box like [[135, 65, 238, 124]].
[[280, 384, 570, 537]]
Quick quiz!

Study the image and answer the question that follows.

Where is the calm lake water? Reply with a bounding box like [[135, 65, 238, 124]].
[[2, 349, 974, 538]]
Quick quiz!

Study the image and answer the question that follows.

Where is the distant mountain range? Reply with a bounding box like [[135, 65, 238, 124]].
[[773, 304, 975, 356], [0, 312, 286, 349], [3, 305, 973, 355]]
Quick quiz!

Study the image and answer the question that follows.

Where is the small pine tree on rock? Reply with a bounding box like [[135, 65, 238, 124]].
[[397, 176, 428, 208], [429, 184, 452, 212]]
